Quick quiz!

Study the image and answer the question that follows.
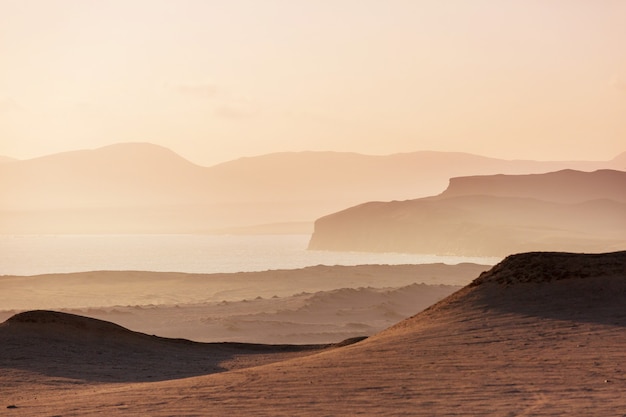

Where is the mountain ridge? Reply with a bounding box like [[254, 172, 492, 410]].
[[439, 168, 626, 203], [308, 169, 626, 256], [2, 142, 625, 233], [5, 144, 625, 168]]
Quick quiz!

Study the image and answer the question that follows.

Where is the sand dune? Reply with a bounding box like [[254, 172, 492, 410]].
[[55, 283, 459, 344], [1, 251, 625, 415], [0, 263, 481, 309], [0, 264, 476, 344], [0, 310, 360, 402], [0, 310, 358, 378]]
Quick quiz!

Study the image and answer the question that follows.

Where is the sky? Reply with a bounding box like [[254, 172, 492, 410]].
[[1, 0, 625, 166]]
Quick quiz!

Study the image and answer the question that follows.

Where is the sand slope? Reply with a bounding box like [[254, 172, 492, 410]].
[[57, 283, 459, 344], [1, 310, 350, 379], [0, 264, 479, 343], [2, 251, 626, 415], [0, 310, 361, 403]]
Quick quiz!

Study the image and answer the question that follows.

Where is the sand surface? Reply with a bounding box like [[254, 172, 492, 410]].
[[2, 252, 625, 415], [0, 264, 481, 344]]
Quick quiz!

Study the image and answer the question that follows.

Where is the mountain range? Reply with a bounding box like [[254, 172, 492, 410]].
[[1, 142, 624, 233]]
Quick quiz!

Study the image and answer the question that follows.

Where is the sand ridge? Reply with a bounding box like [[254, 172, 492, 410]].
[[0, 309, 365, 409], [470, 250, 626, 286], [0, 264, 479, 344]]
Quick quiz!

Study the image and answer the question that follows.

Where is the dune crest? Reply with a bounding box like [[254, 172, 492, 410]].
[[7, 309, 131, 332], [0, 309, 362, 389], [471, 250, 626, 286]]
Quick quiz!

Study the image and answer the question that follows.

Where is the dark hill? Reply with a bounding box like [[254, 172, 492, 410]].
[[470, 251, 626, 286], [0, 310, 358, 383]]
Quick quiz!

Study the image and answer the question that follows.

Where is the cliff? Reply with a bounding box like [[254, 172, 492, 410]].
[[308, 170, 626, 257]]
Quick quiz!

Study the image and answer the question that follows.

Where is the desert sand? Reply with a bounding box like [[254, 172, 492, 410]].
[[0, 264, 482, 344], [1, 251, 625, 415]]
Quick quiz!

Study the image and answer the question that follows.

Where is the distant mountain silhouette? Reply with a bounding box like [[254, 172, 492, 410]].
[[308, 170, 626, 256], [203, 150, 624, 204], [1, 143, 624, 233], [0, 142, 206, 209]]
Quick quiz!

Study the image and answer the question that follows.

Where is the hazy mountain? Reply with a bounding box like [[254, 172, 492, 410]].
[[439, 169, 626, 203], [1, 142, 624, 233], [203, 150, 624, 204], [0, 143, 207, 210], [308, 170, 626, 256]]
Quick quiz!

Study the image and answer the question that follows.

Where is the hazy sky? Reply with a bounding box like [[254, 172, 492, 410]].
[[1, 0, 625, 166]]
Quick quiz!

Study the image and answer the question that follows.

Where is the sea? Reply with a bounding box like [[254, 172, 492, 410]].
[[0, 234, 501, 276]]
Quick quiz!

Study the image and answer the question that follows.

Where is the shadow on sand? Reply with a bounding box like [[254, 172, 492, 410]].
[[0, 310, 365, 383], [467, 251, 626, 328]]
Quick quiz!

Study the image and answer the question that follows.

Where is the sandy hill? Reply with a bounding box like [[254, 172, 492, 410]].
[[309, 169, 626, 256], [1, 143, 624, 233], [1, 251, 625, 415], [0, 310, 358, 386], [0, 264, 477, 345]]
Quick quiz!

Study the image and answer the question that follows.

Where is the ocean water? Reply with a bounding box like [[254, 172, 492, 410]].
[[0, 234, 500, 276]]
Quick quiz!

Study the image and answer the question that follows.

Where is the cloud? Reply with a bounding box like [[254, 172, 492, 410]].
[[176, 83, 218, 99]]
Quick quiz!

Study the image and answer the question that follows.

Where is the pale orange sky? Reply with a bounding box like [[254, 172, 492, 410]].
[[1, 0, 625, 166]]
